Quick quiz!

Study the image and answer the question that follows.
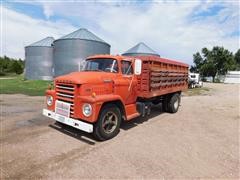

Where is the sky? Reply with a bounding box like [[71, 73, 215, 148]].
[[1, 0, 239, 65]]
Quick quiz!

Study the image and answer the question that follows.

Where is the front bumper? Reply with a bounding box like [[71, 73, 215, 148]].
[[42, 109, 93, 133]]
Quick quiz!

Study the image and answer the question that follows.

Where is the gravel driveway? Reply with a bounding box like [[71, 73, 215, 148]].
[[1, 83, 239, 179]]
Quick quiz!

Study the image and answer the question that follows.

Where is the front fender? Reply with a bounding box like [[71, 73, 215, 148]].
[[75, 94, 125, 123]]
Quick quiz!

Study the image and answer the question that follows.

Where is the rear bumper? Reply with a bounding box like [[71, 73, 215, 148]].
[[42, 109, 93, 133]]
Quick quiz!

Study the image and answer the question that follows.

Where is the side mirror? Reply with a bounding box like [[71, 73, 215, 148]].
[[134, 59, 142, 75]]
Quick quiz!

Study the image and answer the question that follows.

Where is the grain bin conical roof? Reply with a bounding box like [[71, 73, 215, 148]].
[[122, 42, 159, 57], [27, 37, 54, 47], [58, 28, 109, 45]]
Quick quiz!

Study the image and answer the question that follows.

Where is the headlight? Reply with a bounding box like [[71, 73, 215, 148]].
[[46, 95, 53, 106], [82, 103, 92, 117]]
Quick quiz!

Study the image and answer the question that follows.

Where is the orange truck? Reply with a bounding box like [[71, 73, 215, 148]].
[[43, 55, 188, 140]]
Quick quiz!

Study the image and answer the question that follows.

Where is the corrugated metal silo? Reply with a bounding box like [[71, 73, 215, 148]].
[[122, 42, 160, 57], [53, 28, 110, 77], [25, 37, 54, 80]]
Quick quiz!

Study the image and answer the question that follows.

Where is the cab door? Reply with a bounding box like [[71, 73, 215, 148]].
[[114, 60, 138, 105]]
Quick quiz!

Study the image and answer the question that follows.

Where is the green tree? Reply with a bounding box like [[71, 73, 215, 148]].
[[0, 58, 8, 73], [190, 52, 204, 73], [0, 55, 24, 75], [191, 46, 236, 82], [11, 61, 23, 74], [200, 60, 217, 81], [214, 47, 235, 74], [234, 49, 240, 70]]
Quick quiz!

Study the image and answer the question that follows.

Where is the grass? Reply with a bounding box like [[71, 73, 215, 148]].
[[183, 87, 211, 96], [0, 75, 52, 96]]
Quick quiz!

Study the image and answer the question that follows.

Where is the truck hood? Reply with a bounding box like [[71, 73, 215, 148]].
[[55, 71, 116, 84]]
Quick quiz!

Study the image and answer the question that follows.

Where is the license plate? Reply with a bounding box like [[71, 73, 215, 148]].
[[55, 100, 71, 117]]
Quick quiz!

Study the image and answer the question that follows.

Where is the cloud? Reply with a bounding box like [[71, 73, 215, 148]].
[[2, 1, 239, 65], [42, 3, 53, 19], [104, 1, 238, 62], [1, 6, 75, 59], [36, 0, 239, 64]]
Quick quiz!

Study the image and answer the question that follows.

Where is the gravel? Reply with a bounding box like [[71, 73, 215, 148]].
[[0, 83, 239, 179]]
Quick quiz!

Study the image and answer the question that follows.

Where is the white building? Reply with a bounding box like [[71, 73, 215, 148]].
[[224, 71, 240, 84]]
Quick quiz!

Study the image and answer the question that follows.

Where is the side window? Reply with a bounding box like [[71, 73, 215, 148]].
[[121, 61, 133, 75]]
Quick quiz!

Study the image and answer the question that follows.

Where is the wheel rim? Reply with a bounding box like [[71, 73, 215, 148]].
[[102, 111, 118, 134], [173, 98, 179, 110]]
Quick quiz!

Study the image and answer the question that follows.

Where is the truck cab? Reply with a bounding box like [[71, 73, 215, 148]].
[[188, 72, 203, 88], [43, 54, 188, 140], [43, 55, 142, 140]]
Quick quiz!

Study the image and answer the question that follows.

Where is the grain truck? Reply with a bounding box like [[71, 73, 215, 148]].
[[43, 55, 188, 140]]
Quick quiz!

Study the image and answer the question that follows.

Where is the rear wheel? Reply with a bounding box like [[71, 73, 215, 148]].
[[168, 93, 181, 113], [162, 96, 169, 112], [93, 104, 121, 141], [163, 93, 181, 113]]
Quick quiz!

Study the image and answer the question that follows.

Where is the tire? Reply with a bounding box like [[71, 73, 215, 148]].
[[168, 93, 181, 113], [162, 96, 169, 112], [93, 104, 121, 141]]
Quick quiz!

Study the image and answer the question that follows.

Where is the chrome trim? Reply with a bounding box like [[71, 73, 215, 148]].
[[56, 85, 74, 90], [57, 92, 74, 98], [42, 109, 93, 133]]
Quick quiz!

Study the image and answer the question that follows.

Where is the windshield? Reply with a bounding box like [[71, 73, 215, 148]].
[[84, 58, 118, 73]]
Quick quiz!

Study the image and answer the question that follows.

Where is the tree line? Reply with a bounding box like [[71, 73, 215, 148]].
[[0, 56, 24, 76], [190, 47, 240, 82]]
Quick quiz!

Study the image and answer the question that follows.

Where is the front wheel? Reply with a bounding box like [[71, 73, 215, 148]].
[[93, 104, 121, 141]]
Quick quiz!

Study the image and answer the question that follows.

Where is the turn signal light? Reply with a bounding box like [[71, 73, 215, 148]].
[[92, 92, 96, 98]]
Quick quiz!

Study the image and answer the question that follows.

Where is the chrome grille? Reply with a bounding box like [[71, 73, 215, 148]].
[[55, 83, 75, 117]]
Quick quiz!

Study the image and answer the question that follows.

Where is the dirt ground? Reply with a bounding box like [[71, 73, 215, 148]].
[[1, 83, 239, 179]]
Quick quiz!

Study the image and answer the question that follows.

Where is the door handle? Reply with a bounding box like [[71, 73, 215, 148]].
[[103, 79, 113, 83]]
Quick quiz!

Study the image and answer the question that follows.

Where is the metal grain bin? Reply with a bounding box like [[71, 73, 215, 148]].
[[53, 28, 110, 77], [25, 37, 54, 80], [122, 42, 160, 57]]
